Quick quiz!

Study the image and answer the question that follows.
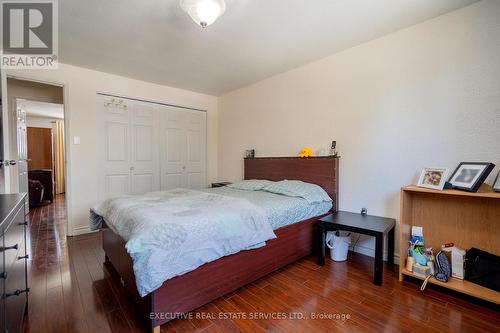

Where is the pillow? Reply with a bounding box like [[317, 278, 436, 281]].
[[227, 179, 275, 191], [263, 180, 332, 203]]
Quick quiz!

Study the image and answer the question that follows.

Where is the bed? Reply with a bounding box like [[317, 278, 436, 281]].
[[100, 156, 339, 333]]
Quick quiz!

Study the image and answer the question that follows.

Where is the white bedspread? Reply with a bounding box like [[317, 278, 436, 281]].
[[91, 189, 276, 296]]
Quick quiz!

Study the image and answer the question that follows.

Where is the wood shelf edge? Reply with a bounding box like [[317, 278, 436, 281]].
[[401, 269, 500, 305], [401, 184, 500, 199]]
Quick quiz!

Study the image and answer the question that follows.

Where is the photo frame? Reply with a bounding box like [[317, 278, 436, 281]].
[[448, 162, 495, 192], [494, 170, 500, 193], [417, 167, 449, 190]]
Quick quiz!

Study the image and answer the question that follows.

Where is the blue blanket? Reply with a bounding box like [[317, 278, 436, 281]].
[[204, 187, 333, 229], [91, 189, 276, 296]]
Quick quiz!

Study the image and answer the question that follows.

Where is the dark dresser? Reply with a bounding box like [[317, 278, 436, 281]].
[[0, 193, 29, 333]]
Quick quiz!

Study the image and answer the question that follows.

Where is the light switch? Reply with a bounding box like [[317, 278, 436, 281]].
[[73, 136, 81, 145]]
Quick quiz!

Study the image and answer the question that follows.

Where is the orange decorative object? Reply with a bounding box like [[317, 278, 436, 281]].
[[299, 147, 314, 157]]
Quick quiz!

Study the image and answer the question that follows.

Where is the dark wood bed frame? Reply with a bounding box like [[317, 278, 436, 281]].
[[102, 156, 339, 332]]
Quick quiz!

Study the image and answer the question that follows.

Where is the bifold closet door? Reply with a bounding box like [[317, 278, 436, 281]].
[[161, 107, 206, 190], [97, 96, 160, 200], [129, 100, 160, 195]]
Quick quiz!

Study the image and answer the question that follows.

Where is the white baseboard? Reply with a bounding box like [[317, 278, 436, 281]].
[[70, 225, 98, 236], [348, 243, 400, 265]]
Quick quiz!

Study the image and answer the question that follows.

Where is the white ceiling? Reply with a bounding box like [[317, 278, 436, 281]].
[[17, 99, 64, 119], [59, 0, 479, 95]]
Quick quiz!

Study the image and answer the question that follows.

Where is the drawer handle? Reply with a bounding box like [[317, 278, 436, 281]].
[[0, 272, 6, 279], [18, 255, 29, 260], [5, 288, 30, 298], [1, 244, 18, 252]]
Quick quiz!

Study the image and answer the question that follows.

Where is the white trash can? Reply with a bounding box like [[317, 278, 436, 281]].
[[326, 231, 351, 262]]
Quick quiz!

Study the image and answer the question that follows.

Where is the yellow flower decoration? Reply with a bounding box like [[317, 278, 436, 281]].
[[299, 147, 314, 158]]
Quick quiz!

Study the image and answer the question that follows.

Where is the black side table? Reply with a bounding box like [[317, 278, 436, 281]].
[[211, 182, 232, 188], [317, 211, 396, 286]]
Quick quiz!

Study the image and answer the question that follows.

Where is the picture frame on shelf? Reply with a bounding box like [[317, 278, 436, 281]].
[[417, 167, 449, 191], [493, 170, 500, 193], [448, 162, 495, 192]]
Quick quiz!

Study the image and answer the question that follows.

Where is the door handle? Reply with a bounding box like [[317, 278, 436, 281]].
[[1, 244, 18, 252], [0, 160, 16, 167], [5, 288, 30, 298]]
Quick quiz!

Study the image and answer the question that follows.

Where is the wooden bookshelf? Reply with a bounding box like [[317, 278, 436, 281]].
[[401, 269, 500, 304], [399, 184, 500, 304]]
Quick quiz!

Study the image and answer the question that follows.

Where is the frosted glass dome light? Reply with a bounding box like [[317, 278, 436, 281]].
[[180, 0, 226, 28]]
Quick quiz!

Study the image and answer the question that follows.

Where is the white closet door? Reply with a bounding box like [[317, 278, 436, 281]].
[[160, 107, 206, 190], [98, 95, 206, 199], [185, 110, 206, 189], [161, 108, 186, 189], [129, 100, 160, 195], [99, 97, 131, 199], [97, 96, 160, 200]]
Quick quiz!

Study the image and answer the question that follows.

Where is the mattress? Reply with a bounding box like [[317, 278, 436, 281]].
[[91, 186, 332, 295], [92, 189, 276, 296], [204, 187, 333, 230]]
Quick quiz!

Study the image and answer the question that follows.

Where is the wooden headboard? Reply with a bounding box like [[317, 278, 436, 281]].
[[244, 156, 339, 211]]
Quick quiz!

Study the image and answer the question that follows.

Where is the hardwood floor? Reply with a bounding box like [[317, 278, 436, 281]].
[[23, 195, 500, 333]]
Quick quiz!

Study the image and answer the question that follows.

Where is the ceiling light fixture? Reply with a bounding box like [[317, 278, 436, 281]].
[[180, 0, 226, 28]]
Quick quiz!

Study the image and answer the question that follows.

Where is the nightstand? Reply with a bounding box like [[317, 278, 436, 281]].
[[211, 182, 232, 188], [317, 211, 395, 286]]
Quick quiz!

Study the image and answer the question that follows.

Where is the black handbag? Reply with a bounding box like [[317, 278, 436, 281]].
[[28, 179, 44, 207], [464, 247, 500, 292]]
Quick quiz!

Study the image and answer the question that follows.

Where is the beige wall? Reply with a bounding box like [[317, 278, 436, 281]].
[[4, 63, 218, 235], [6, 78, 63, 104], [26, 116, 59, 129], [218, 0, 500, 259]]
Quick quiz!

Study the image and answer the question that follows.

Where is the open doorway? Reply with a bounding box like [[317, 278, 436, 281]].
[[18, 99, 66, 209], [3, 78, 67, 218]]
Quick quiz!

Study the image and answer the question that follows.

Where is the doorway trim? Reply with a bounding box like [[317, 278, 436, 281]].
[[5, 74, 73, 236]]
